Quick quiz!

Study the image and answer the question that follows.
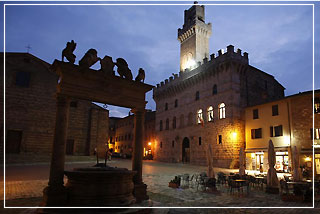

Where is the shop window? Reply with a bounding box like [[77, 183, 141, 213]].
[[165, 118, 169, 130], [175, 99, 178, 108], [160, 120, 163, 131], [272, 105, 279, 116], [195, 91, 200, 101], [218, 103, 226, 119], [251, 128, 262, 139], [212, 84, 217, 95], [165, 103, 168, 111], [15, 71, 30, 87], [311, 128, 320, 139], [315, 98, 320, 114], [207, 106, 214, 122], [253, 109, 259, 119], [172, 141, 175, 148], [197, 109, 203, 124], [172, 117, 176, 129], [218, 135, 222, 144], [199, 137, 202, 146]]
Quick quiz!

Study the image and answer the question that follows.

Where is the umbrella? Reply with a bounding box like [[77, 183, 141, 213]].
[[267, 140, 279, 187], [206, 143, 215, 178], [239, 147, 245, 176], [293, 146, 302, 181]]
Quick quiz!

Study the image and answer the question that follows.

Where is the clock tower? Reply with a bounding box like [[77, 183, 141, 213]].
[[178, 2, 212, 72]]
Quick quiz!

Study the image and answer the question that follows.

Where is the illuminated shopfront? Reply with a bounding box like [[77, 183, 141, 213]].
[[275, 151, 289, 172]]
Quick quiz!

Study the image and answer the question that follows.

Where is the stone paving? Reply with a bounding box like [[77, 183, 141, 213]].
[[1, 159, 320, 213]]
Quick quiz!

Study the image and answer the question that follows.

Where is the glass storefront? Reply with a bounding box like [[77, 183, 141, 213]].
[[275, 151, 289, 172]]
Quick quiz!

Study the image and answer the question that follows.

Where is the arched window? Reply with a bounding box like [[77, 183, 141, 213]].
[[188, 112, 193, 126], [175, 99, 178, 108], [197, 109, 203, 124], [166, 118, 169, 130], [219, 103, 226, 119], [207, 106, 214, 122], [179, 114, 184, 128], [160, 120, 163, 131], [172, 116, 177, 129], [195, 91, 200, 100], [165, 103, 168, 111], [212, 84, 217, 95]]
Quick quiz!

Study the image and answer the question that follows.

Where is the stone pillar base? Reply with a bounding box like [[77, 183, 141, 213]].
[[266, 186, 279, 194], [41, 185, 67, 207], [133, 183, 149, 203]]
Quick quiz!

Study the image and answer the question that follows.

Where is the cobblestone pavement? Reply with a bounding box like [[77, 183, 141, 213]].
[[1, 159, 320, 213]]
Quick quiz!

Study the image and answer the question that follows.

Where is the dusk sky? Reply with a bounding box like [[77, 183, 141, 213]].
[[2, 1, 319, 117]]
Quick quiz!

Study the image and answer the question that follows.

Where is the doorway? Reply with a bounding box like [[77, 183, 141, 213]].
[[6, 130, 22, 153], [182, 137, 190, 163]]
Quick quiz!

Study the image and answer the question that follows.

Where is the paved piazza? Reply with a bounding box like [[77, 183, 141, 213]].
[[1, 158, 320, 213]]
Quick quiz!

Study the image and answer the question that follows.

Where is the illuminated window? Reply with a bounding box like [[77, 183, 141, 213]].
[[175, 99, 178, 108], [166, 118, 169, 130], [207, 106, 214, 122], [212, 84, 217, 95], [160, 120, 163, 131], [195, 91, 200, 101], [251, 128, 262, 139], [315, 98, 320, 114], [218, 103, 226, 119], [197, 109, 203, 124], [172, 117, 176, 129], [272, 105, 279, 116]]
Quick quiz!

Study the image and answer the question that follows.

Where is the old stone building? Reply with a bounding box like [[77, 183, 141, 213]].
[[108, 110, 155, 158], [153, 4, 284, 168], [2, 52, 109, 155], [245, 90, 320, 176]]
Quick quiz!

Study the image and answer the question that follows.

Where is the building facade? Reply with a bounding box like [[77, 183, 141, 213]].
[[3, 52, 109, 155], [153, 4, 284, 168], [245, 90, 320, 176], [109, 111, 156, 158]]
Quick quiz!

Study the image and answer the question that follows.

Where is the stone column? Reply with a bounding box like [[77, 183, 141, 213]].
[[42, 94, 70, 206], [131, 108, 149, 202]]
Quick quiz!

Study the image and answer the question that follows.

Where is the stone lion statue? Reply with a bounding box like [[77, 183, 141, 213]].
[[115, 58, 133, 80], [135, 68, 145, 83], [62, 40, 76, 64], [79, 49, 100, 68], [100, 55, 115, 76]]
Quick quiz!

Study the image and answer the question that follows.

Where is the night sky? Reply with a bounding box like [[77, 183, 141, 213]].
[[2, 1, 319, 117]]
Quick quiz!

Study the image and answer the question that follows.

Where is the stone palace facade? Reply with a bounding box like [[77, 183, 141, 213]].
[[153, 4, 285, 168]]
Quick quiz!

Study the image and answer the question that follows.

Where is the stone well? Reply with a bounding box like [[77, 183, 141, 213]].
[[64, 166, 136, 206]]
